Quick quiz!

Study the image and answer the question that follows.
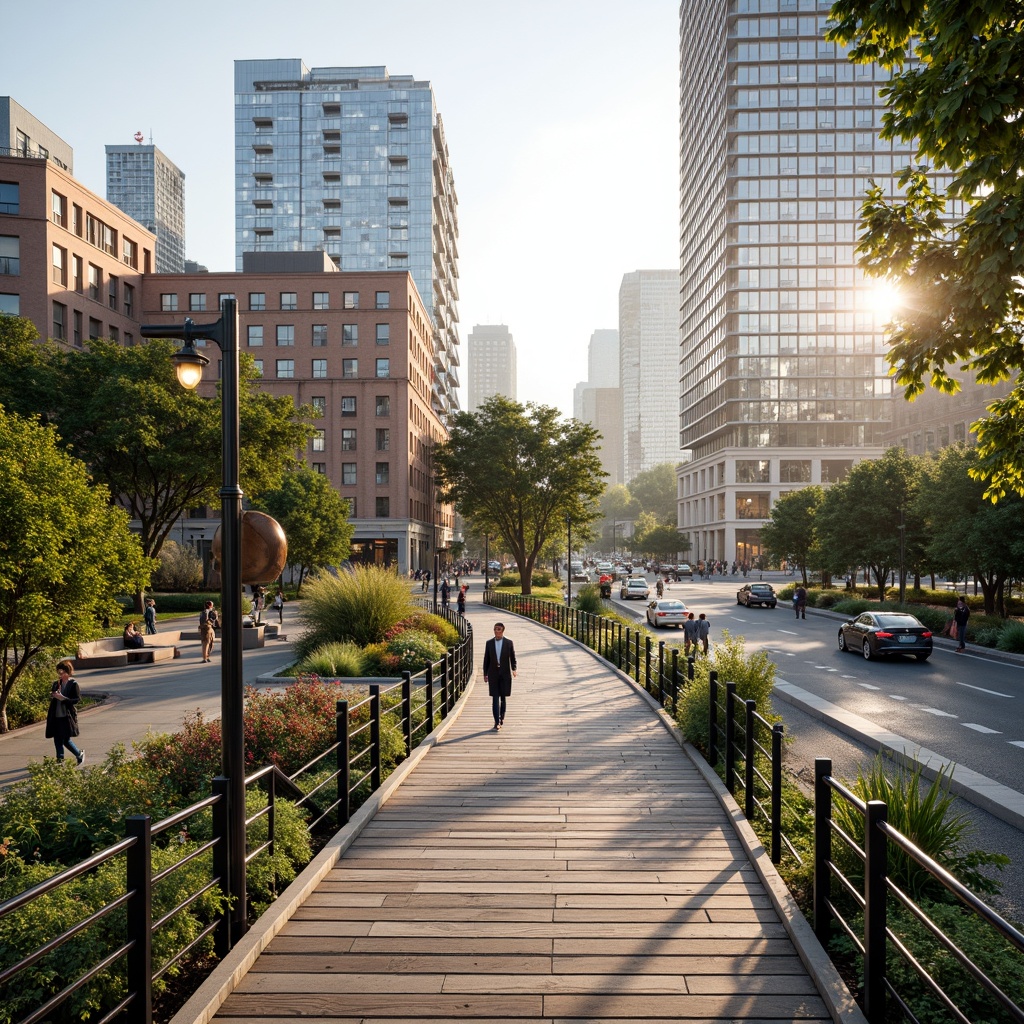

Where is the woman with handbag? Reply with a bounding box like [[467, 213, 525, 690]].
[[45, 659, 84, 765]]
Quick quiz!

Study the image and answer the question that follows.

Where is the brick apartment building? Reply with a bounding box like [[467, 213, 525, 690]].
[[1, 153, 451, 576]]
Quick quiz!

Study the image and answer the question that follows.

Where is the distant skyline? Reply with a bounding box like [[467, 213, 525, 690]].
[[2, 0, 679, 417]]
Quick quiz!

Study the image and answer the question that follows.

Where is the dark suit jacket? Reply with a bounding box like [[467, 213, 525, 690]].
[[482, 637, 517, 697]]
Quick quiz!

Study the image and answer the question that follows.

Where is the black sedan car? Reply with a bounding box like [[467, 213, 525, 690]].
[[838, 611, 933, 661], [736, 583, 777, 608]]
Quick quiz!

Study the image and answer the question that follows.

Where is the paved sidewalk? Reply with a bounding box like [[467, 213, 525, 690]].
[[186, 596, 861, 1023], [0, 604, 299, 787]]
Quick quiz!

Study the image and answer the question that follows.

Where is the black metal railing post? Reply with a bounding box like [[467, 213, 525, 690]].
[[625, 628, 631, 675], [688, 655, 695, 682], [725, 681, 737, 795], [401, 671, 413, 755], [671, 647, 679, 712], [864, 799, 888, 1022], [644, 636, 652, 692], [337, 700, 350, 827], [369, 685, 381, 791], [425, 663, 434, 734], [211, 776, 231, 957], [634, 633, 642, 684], [617, 623, 623, 668], [771, 723, 783, 863], [708, 670, 719, 767], [744, 700, 756, 819], [813, 757, 832, 944], [125, 815, 152, 1024], [658, 641, 665, 704]]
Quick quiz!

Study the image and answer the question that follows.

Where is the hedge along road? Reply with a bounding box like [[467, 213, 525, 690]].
[[0, 603, 301, 788]]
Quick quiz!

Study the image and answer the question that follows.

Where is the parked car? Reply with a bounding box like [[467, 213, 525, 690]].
[[665, 563, 692, 580], [736, 583, 778, 608], [645, 599, 688, 628], [838, 611, 933, 662], [620, 576, 651, 600], [570, 562, 589, 583]]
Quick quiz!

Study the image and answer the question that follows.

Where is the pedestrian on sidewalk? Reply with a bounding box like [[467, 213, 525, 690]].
[[46, 659, 84, 766], [953, 595, 970, 653], [482, 622, 517, 730], [697, 612, 711, 655], [456, 585, 466, 615], [273, 588, 284, 624], [144, 598, 157, 634], [683, 612, 699, 657], [200, 601, 219, 663], [794, 585, 807, 620]]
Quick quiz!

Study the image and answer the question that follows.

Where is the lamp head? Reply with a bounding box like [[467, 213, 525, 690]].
[[173, 340, 210, 390]]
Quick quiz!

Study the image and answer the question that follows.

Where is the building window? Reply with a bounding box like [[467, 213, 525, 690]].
[[0, 182, 20, 215], [0, 293, 19, 314], [375, 358, 390, 378], [88, 265, 102, 301], [953, 422, 967, 443], [376, 428, 390, 451], [52, 302, 67, 340], [247, 325, 264, 347], [342, 323, 358, 345], [52, 191, 67, 227], [123, 283, 134, 317], [821, 459, 853, 484], [375, 323, 390, 345], [108, 326, 119, 343], [52, 244, 66, 285], [312, 462, 326, 474], [189, 293, 206, 311], [0, 236, 19, 277], [88, 317, 102, 341], [276, 325, 294, 346], [342, 463, 357, 486], [249, 292, 265, 311], [376, 462, 390, 485], [312, 430, 325, 452], [276, 359, 295, 378], [105, 277, 117, 312], [346, 496, 357, 516], [342, 429, 357, 451], [735, 459, 770, 483], [253, 359, 263, 376], [343, 358, 358, 379], [313, 291, 329, 310], [72, 255, 83, 293], [161, 293, 178, 312], [218, 293, 235, 306], [375, 290, 390, 309], [311, 396, 326, 416], [343, 291, 359, 309], [341, 396, 357, 416], [375, 395, 390, 416], [780, 460, 811, 483], [312, 358, 327, 378], [122, 237, 137, 268], [375, 496, 390, 518], [73, 310, 82, 347], [280, 291, 298, 311]]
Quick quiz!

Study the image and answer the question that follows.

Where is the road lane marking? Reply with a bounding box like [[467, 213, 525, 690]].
[[890, 695, 908, 701], [955, 681, 1014, 698], [916, 706, 958, 718], [1009, 741, 1024, 749], [840, 674, 858, 679], [963, 724, 1001, 734], [859, 683, 881, 690]]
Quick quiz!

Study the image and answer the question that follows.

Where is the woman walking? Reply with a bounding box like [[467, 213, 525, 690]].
[[46, 659, 84, 765]]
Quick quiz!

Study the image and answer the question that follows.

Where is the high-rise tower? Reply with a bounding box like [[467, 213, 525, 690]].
[[467, 324, 516, 412], [677, 0, 919, 566], [233, 60, 460, 417], [105, 142, 185, 274]]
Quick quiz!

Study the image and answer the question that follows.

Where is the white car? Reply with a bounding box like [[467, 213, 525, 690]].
[[646, 599, 688, 628], [619, 576, 651, 600]]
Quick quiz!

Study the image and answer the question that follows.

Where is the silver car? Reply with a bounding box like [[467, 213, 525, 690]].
[[620, 576, 651, 600], [646, 599, 688, 628]]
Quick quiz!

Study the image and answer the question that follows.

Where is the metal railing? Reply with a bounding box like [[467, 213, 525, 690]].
[[0, 619, 473, 1024], [814, 757, 1024, 1024]]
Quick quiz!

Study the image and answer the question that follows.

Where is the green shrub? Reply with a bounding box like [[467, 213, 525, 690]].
[[296, 565, 416, 656], [295, 641, 366, 677], [3, 655, 60, 729], [386, 611, 460, 647], [532, 570, 553, 587], [831, 598, 874, 616], [383, 629, 446, 673], [997, 619, 1024, 653], [675, 630, 777, 753], [151, 541, 204, 592], [813, 590, 846, 609], [573, 583, 605, 614]]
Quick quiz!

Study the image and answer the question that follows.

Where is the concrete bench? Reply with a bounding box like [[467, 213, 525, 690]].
[[126, 646, 176, 664], [179, 624, 265, 648], [76, 631, 183, 670]]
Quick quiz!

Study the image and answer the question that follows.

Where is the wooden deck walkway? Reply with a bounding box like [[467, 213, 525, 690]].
[[207, 605, 853, 1023]]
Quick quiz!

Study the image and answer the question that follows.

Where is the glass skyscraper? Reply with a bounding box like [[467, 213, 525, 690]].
[[233, 60, 460, 417], [105, 144, 185, 274], [677, 0, 919, 566]]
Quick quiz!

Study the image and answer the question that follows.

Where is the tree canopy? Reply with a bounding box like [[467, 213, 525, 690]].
[[759, 486, 826, 586], [252, 469, 354, 594], [628, 463, 679, 524], [826, 2, 1024, 497], [0, 317, 316, 564], [0, 406, 151, 731], [432, 396, 605, 594]]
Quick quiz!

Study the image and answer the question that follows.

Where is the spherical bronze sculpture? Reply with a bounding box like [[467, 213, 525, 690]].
[[211, 510, 288, 585]]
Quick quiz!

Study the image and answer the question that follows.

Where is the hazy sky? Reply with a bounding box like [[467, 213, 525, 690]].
[[5, 0, 679, 416]]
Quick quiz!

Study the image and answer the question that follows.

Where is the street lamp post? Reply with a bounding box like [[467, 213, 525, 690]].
[[566, 515, 572, 607], [898, 508, 906, 605], [141, 300, 247, 943], [484, 534, 489, 592]]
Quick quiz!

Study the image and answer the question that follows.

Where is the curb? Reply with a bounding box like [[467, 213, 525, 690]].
[[167, 672, 478, 1024]]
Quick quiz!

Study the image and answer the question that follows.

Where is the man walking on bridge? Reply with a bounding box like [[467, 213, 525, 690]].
[[482, 622, 517, 731]]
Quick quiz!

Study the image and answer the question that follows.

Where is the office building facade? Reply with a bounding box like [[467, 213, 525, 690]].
[[677, 0, 919, 566], [574, 329, 623, 485], [620, 270, 681, 483], [106, 143, 186, 274], [0, 97, 73, 171], [467, 324, 516, 412], [233, 60, 460, 419]]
